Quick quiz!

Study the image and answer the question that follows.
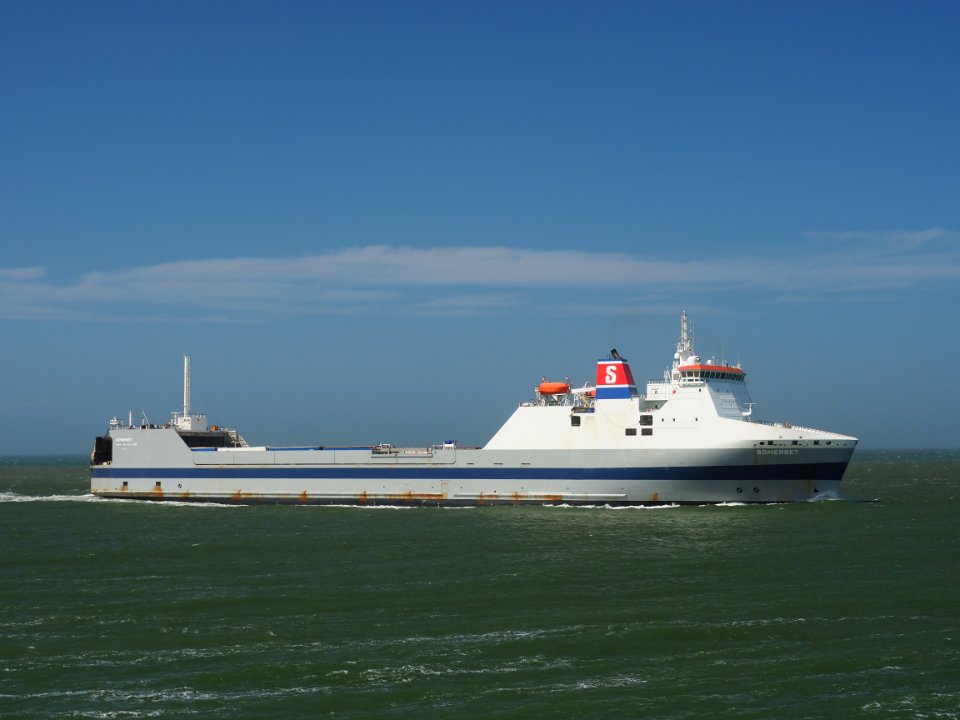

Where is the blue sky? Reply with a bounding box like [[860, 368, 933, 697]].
[[2, 0, 958, 452]]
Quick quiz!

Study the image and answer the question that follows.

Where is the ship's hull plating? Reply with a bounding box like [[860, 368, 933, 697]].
[[91, 436, 853, 505]]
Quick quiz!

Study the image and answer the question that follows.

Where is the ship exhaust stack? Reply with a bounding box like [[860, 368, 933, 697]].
[[595, 351, 638, 400]]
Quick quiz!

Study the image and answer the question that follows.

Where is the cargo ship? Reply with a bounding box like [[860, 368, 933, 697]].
[[90, 313, 857, 505]]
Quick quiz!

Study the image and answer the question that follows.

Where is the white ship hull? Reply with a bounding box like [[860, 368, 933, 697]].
[[91, 314, 857, 505], [91, 431, 854, 506]]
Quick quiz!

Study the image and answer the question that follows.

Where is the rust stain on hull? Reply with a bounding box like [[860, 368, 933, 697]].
[[384, 491, 445, 503]]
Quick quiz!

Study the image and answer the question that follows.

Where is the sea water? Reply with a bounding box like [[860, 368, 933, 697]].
[[1, 451, 958, 719]]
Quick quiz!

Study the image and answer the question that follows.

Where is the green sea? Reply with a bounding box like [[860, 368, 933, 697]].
[[1, 451, 958, 719]]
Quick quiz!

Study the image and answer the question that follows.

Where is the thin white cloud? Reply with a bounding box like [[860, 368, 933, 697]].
[[410, 292, 525, 317], [0, 266, 45, 280], [1, 235, 957, 321], [804, 227, 954, 249]]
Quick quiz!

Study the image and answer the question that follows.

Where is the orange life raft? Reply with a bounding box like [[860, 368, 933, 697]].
[[538, 380, 571, 395]]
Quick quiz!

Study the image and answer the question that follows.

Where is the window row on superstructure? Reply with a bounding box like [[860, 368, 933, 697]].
[[679, 369, 744, 382]]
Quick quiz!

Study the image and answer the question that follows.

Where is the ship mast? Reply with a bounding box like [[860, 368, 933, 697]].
[[671, 310, 700, 381], [678, 310, 693, 356], [172, 354, 206, 431]]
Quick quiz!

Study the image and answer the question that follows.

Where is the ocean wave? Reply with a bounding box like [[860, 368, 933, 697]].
[[559, 673, 648, 691], [806, 489, 841, 501], [101, 498, 245, 509], [0, 491, 99, 503], [10, 683, 334, 709], [0, 492, 248, 508], [350, 655, 574, 687], [306, 503, 416, 510], [544, 503, 681, 510]]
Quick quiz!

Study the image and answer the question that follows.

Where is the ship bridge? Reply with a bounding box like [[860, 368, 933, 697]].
[[678, 364, 746, 384]]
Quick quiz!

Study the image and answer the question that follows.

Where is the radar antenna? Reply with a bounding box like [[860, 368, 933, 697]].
[[678, 310, 693, 355]]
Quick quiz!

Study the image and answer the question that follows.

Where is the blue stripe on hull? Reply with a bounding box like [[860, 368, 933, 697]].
[[92, 463, 849, 482]]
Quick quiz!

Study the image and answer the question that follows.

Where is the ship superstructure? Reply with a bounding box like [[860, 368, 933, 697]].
[[90, 313, 857, 505]]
